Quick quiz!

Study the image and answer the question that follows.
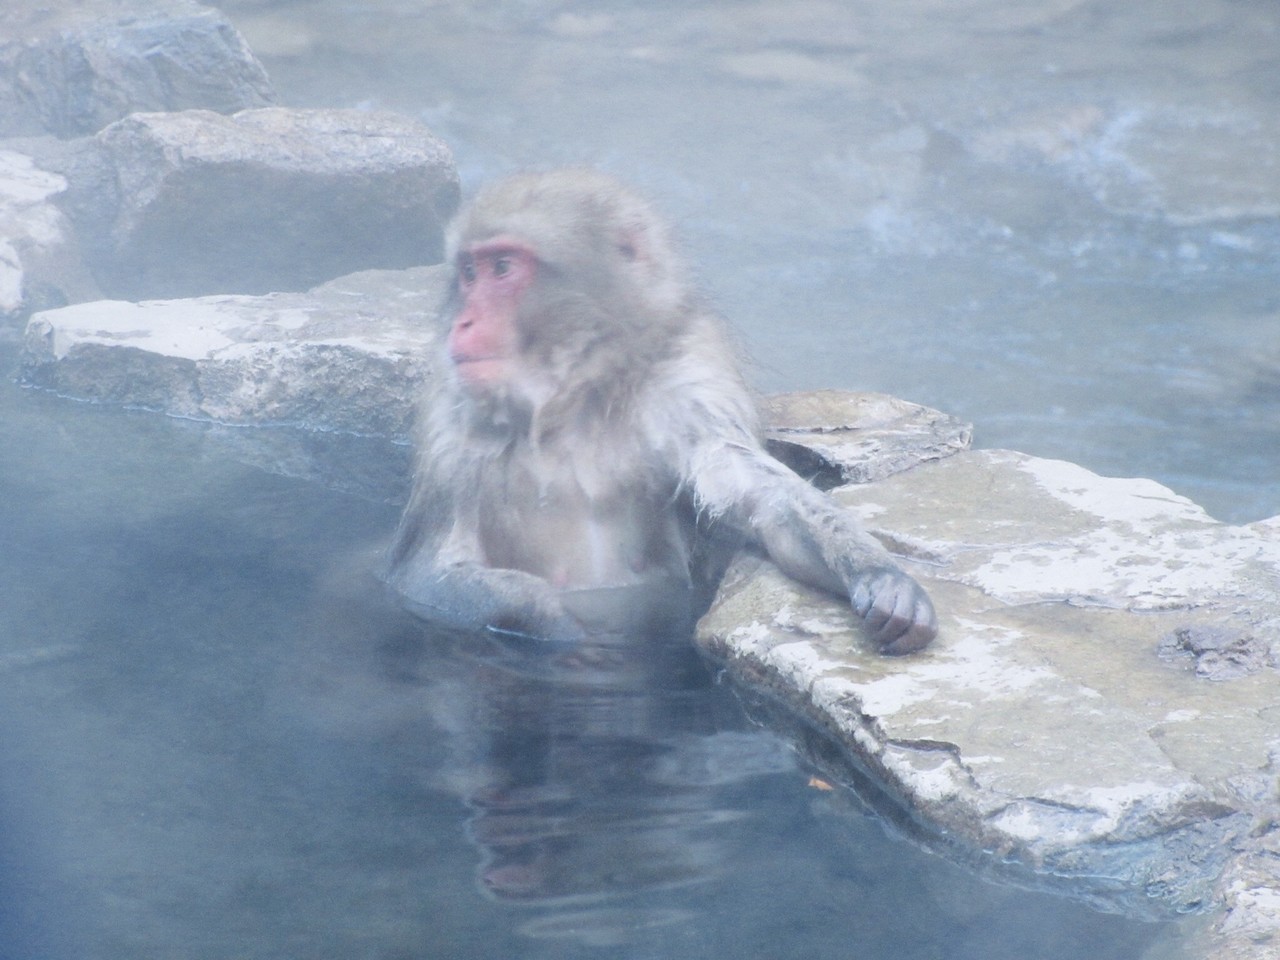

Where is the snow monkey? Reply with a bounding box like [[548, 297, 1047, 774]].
[[387, 169, 937, 655]]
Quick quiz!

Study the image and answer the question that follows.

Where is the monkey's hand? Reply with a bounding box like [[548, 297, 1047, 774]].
[[391, 563, 587, 644], [849, 567, 937, 656]]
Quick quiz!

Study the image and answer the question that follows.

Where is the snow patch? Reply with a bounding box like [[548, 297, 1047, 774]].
[[854, 621, 1058, 716], [1019, 457, 1214, 527]]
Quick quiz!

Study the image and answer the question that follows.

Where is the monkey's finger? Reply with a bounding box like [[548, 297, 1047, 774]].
[[851, 569, 894, 619], [879, 595, 938, 656], [867, 582, 917, 647]]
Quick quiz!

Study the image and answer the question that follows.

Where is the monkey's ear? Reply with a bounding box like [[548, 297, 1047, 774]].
[[612, 207, 657, 265], [616, 235, 641, 262], [613, 210, 684, 311]]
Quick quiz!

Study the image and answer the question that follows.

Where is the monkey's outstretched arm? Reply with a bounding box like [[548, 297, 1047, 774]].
[[691, 442, 937, 654]]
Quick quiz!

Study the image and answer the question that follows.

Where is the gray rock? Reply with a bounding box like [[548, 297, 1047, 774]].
[[763, 389, 972, 488], [1158, 625, 1276, 682], [1190, 824, 1280, 960], [90, 107, 461, 300], [20, 264, 449, 439], [696, 447, 1280, 945], [0, 147, 99, 320], [0, 0, 274, 139], [2, 106, 460, 313]]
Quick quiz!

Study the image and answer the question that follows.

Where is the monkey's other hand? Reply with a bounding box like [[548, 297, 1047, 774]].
[[392, 564, 588, 644], [849, 567, 937, 655], [484, 591, 589, 646]]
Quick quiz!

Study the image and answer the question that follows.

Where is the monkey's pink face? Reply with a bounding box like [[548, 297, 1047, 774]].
[[447, 238, 538, 390]]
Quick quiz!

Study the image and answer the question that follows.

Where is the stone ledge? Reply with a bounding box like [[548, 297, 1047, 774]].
[[696, 448, 1280, 957]]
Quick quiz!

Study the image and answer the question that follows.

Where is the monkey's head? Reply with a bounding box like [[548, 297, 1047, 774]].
[[441, 170, 690, 409]]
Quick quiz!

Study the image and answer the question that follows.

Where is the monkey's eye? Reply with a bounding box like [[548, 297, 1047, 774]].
[[492, 256, 513, 278], [459, 260, 477, 285]]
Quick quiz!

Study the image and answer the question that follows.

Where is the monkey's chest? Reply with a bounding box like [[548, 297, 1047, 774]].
[[474, 466, 686, 590]]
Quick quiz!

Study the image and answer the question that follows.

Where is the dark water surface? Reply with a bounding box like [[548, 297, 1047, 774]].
[[0, 339, 1174, 958]]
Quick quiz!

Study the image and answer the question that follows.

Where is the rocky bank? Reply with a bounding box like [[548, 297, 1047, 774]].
[[17, 262, 1280, 959], [701, 445, 1280, 959]]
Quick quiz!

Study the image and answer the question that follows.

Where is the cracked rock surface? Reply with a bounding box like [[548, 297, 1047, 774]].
[[696, 446, 1280, 957]]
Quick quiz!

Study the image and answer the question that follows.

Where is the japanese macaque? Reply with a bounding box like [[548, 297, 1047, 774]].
[[387, 169, 936, 654]]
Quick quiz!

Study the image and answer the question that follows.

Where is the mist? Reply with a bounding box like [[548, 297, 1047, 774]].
[[226, 0, 1280, 523]]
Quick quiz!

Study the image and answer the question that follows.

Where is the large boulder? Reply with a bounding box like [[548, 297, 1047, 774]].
[[5, 107, 460, 309], [0, 0, 274, 139], [92, 107, 461, 300]]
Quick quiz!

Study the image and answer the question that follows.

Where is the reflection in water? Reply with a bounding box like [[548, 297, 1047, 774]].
[[316, 578, 1175, 959], [375, 604, 792, 946]]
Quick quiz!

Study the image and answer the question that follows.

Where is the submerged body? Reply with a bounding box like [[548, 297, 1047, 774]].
[[388, 169, 936, 653]]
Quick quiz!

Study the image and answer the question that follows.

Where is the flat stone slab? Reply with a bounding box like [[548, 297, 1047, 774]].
[[18, 271, 964, 470], [20, 265, 450, 439], [696, 448, 1280, 952]]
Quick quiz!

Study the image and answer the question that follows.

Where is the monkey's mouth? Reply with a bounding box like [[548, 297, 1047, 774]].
[[451, 353, 509, 386]]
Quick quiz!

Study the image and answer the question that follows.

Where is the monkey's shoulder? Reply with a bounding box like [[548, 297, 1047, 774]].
[[637, 345, 760, 445]]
